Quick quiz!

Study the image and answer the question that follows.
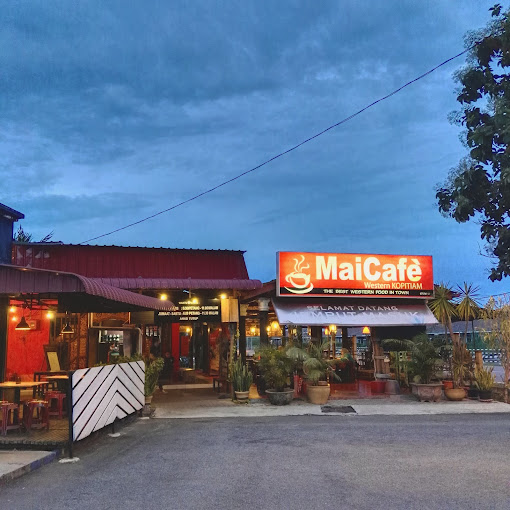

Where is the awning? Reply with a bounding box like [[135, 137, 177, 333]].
[[91, 277, 262, 291], [0, 265, 175, 312], [272, 298, 438, 327]]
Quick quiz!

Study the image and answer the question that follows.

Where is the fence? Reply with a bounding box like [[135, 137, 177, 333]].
[[68, 361, 145, 453]]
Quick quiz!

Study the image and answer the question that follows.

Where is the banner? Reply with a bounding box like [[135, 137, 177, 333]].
[[277, 252, 433, 298]]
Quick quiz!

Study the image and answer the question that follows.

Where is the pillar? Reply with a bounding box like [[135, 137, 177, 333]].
[[342, 327, 350, 350], [258, 298, 270, 347], [0, 297, 7, 381], [310, 326, 322, 344], [239, 304, 248, 364]]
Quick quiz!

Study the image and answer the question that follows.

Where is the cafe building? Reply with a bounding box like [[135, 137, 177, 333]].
[[6, 237, 261, 382], [241, 252, 438, 391]]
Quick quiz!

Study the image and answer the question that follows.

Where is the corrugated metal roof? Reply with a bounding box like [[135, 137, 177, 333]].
[[0, 264, 174, 312], [92, 277, 262, 291], [12, 243, 250, 280]]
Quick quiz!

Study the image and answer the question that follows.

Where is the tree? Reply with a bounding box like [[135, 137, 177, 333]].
[[436, 4, 510, 281], [481, 295, 510, 402], [14, 225, 54, 243], [455, 282, 481, 348]]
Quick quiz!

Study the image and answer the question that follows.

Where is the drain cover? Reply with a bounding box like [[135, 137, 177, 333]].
[[321, 405, 356, 414]]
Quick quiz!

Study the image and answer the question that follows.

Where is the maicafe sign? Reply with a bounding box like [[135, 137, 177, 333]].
[[277, 252, 433, 298]]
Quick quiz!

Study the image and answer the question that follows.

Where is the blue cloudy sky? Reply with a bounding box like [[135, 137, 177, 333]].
[[1, 1, 507, 299]]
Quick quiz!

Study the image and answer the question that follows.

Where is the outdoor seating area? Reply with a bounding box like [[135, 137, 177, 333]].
[[0, 383, 70, 448]]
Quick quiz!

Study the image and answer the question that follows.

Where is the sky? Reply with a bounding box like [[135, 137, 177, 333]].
[[1, 1, 507, 300]]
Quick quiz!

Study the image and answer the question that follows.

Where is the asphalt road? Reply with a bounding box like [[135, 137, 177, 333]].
[[2, 414, 510, 510]]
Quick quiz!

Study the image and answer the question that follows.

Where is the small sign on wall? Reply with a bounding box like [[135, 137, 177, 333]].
[[27, 319, 39, 330]]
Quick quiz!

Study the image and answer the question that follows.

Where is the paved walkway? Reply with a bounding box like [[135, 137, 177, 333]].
[[152, 387, 510, 419], [0, 450, 58, 484]]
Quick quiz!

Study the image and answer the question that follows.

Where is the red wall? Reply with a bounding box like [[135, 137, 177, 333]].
[[6, 307, 50, 381]]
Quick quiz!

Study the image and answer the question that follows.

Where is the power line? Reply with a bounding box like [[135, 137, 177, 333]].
[[80, 43, 478, 244]]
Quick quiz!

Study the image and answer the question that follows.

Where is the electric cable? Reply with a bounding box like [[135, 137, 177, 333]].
[[79, 37, 490, 245]]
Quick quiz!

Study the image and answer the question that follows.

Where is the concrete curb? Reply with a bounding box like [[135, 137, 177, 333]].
[[0, 450, 59, 484]]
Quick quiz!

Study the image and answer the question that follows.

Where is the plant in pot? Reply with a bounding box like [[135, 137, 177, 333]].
[[446, 344, 472, 401], [258, 346, 294, 405], [287, 341, 339, 405], [231, 358, 253, 401], [474, 366, 496, 402], [144, 356, 165, 405], [407, 335, 443, 402]]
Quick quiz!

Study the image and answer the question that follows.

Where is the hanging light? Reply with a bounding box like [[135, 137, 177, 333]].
[[362, 326, 371, 335], [15, 316, 31, 331], [61, 313, 74, 334]]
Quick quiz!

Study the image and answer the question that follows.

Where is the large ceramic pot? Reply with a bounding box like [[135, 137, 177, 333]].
[[265, 389, 294, 405], [411, 383, 442, 402], [306, 384, 331, 405], [235, 390, 250, 401], [478, 389, 492, 402], [444, 388, 466, 401]]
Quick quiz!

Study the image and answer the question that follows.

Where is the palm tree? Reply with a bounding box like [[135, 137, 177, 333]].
[[429, 283, 457, 345], [456, 282, 480, 349], [429, 283, 461, 387]]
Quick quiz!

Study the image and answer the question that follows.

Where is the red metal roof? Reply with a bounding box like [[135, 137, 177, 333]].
[[13, 243, 250, 280], [91, 277, 261, 291], [0, 264, 174, 312]]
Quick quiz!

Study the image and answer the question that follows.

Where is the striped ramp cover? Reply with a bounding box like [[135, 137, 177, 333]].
[[72, 361, 145, 442]]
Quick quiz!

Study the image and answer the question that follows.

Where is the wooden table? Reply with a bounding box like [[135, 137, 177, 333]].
[[0, 381, 49, 403], [45, 375, 69, 392]]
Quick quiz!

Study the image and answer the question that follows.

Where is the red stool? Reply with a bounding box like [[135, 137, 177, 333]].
[[0, 402, 21, 436], [45, 391, 67, 419], [23, 400, 50, 431]]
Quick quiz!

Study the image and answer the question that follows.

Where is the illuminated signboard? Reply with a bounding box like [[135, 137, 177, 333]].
[[157, 300, 221, 322], [277, 252, 433, 298]]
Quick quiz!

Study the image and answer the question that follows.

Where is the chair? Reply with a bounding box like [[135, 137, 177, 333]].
[[23, 400, 50, 431], [45, 391, 66, 419], [0, 402, 21, 436]]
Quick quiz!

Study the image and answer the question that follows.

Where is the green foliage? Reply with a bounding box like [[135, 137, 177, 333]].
[[144, 357, 164, 397], [286, 341, 339, 386], [257, 347, 292, 392], [474, 365, 496, 391], [231, 359, 253, 392], [408, 335, 441, 385], [14, 225, 54, 243], [436, 6, 510, 281]]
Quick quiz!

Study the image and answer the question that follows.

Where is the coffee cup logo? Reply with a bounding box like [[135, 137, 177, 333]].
[[284, 255, 314, 294]]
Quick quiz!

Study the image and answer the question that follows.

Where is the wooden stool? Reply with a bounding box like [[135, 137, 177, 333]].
[[0, 402, 21, 436], [45, 391, 66, 419], [23, 400, 50, 431]]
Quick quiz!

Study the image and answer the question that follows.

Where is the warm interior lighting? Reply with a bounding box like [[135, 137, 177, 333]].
[[186, 327, 191, 333], [329, 325, 337, 333], [266, 326, 271, 333], [15, 316, 31, 331], [192, 297, 198, 304], [11, 316, 18, 322], [271, 320, 279, 331], [250, 326, 256, 335], [324, 328, 329, 336], [220, 293, 227, 300], [160, 293, 168, 301], [362, 326, 371, 335], [9, 306, 16, 313], [46, 311, 55, 319]]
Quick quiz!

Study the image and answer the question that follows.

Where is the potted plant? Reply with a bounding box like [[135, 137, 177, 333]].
[[445, 344, 472, 401], [474, 366, 496, 402], [257, 346, 294, 405], [144, 356, 165, 405], [287, 341, 339, 405], [231, 359, 253, 401], [407, 335, 443, 402]]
